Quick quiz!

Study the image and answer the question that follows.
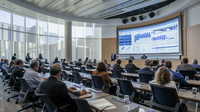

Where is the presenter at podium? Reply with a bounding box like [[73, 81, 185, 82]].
[[111, 52, 116, 62], [141, 54, 147, 59], [129, 55, 135, 60]]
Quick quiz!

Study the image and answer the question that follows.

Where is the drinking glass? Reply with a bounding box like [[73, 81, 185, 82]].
[[185, 76, 189, 82], [136, 79, 140, 83], [124, 95, 129, 105], [192, 87, 197, 97], [80, 82, 84, 90]]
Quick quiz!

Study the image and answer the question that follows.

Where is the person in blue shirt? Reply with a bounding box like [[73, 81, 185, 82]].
[[2, 59, 9, 70], [138, 59, 154, 74], [191, 59, 200, 69], [165, 60, 188, 87]]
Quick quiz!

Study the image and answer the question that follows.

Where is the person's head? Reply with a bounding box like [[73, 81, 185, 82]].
[[1, 59, 3, 62], [36, 58, 39, 61], [45, 59, 48, 62], [94, 59, 96, 62], [50, 64, 62, 79], [193, 59, 198, 64], [9, 61, 15, 67], [154, 67, 172, 86], [16, 59, 23, 67], [112, 52, 114, 54], [182, 58, 188, 64], [30, 62, 39, 71], [164, 61, 172, 69], [117, 59, 121, 65], [130, 55, 132, 57], [79, 58, 82, 62], [55, 57, 58, 61], [128, 60, 132, 64], [85, 57, 88, 61], [4, 59, 8, 63], [14, 53, 16, 56], [39, 54, 42, 57], [145, 59, 151, 67], [161, 59, 165, 64], [27, 53, 29, 56], [63, 59, 66, 62], [143, 54, 145, 56], [88, 59, 92, 63], [104, 59, 107, 64], [96, 62, 107, 72], [61, 59, 63, 61]]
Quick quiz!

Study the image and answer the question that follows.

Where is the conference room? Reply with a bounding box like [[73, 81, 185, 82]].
[[1, 0, 200, 112]]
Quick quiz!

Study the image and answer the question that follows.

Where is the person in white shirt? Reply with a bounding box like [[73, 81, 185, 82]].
[[150, 66, 177, 91]]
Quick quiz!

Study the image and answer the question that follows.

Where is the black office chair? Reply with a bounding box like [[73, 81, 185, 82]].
[[139, 73, 155, 83], [172, 77, 181, 90], [16, 77, 42, 112], [34, 90, 70, 112], [80, 67, 86, 73], [70, 66, 75, 71], [117, 79, 139, 102], [179, 70, 195, 80], [126, 68, 135, 73], [73, 98, 93, 112], [72, 71, 83, 84], [41, 65, 49, 75], [150, 84, 187, 112], [91, 75, 107, 92], [112, 70, 122, 78], [196, 68, 200, 73], [152, 68, 158, 72], [150, 60, 159, 67], [87, 64, 94, 69], [61, 71, 69, 81]]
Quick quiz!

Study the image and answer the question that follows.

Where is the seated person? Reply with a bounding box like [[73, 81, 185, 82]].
[[76, 59, 82, 67], [62, 59, 68, 66], [129, 55, 135, 60], [39, 54, 43, 60], [2, 59, 9, 70], [44, 59, 49, 64], [84, 57, 88, 65], [93, 59, 97, 66], [26, 53, 32, 62], [86, 59, 93, 65], [23, 62, 47, 88], [93, 62, 112, 92], [103, 59, 110, 71], [191, 59, 200, 69], [156, 59, 165, 69], [165, 61, 188, 87], [125, 60, 140, 73], [150, 67, 177, 90], [138, 60, 154, 74], [141, 54, 147, 59], [53, 57, 59, 64], [9, 61, 15, 71], [176, 58, 197, 73], [38, 64, 86, 112], [112, 59, 124, 72], [0, 59, 3, 66]]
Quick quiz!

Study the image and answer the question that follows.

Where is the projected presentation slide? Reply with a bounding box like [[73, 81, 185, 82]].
[[118, 19, 180, 54]]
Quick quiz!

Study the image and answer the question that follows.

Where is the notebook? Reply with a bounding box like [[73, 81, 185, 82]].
[[88, 98, 116, 110]]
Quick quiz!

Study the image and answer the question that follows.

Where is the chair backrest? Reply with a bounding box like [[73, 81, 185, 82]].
[[179, 70, 195, 80], [70, 66, 75, 71], [172, 77, 180, 90], [61, 71, 69, 80], [72, 71, 82, 84], [126, 68, 135, 73], [150, 84, 180, 112], [87, 65, 94, 69], [152, 68, 158, 72], [139, 73, 155, 83], [117, 79, 135, 99], [16, 77, 30, 92], [73, 98, 93, 112], [196, 68, 200, 72], [91, 75, 105, 91], [112, 70, 122, 78], [34, 90, 58, 112], [80, 67, 86, 73]]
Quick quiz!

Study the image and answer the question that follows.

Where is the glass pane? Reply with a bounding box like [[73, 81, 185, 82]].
[[49, 22, 58, 36], [49, 36, 58, 62], [13, 14, 24, 32], [13, 32, 25, 60], [86, 23, 93, 38], [0, 29, 11, 60], [59, 24, 65, 36], [38, 36, 48, 60], [93, 38, 101, 61], [59, 37, 65, 59], [26, 18, 36, 33], [76, 38, 85, 61], [94, 27, 101, 38], [26, 34, 37, 59], [72, 38, 76, 61], [38, 21, 47, 35], [0, 10, 11, 29], [0, 29, 11, 41], [86, 38, 93, 59]]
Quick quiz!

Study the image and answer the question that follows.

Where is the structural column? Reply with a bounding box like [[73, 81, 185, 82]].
[[65, 21, 72, 61]]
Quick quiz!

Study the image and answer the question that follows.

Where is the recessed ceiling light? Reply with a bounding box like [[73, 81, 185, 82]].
[[2, 3, 5, 5]]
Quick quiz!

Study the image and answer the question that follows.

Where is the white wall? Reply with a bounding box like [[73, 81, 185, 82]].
[[187, 3, 200, 27], [102, 27, 116, 38]]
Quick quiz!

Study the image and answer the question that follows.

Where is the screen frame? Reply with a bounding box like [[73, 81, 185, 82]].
[[117, 16, 182, 55]]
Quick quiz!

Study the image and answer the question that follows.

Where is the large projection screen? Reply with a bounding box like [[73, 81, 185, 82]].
[[117, 17, 182, 55]]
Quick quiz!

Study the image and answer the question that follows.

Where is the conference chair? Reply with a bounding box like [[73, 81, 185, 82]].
[[112, 70, 122, 78], [150, 60, 159, 67], [73, 98, 93, 112], [91, 75, 108, 92], [196, 68, 200, 73], [87, 64, 94, 69], [80, 67, 86, 73], [126, 68, 135, 73], [16, 77, 42, 112], [172, 77, 181, 90], [150, 84, 187, 112], [71, 71, 83, 84], [139, 73, 155, 83], [117, 79, 139, 102], [61, 71, 69, 81], [179, 70, 195, 80], [70, 66, 75, 71]]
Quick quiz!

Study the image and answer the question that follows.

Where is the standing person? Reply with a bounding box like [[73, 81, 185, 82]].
[[141, 54, 147, 59], [26, 53, 32, 62], [111, 52, 116, 62], [84, 57, 88, 65], [12, 53, 17, 61], [39, 54, 43, 60]]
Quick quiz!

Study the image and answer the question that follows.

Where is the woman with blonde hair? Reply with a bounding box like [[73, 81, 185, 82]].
[[150, 66, 177, 90], [9, 60, 15, 70]]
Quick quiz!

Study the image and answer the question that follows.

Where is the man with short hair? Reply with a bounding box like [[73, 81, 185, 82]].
[[176, 58, 197, 73], [112, 59, 124, 72], [156, 59, 165, 69], [38, 64, 86, 112], [191, 59, 200, 69], [111, 52, 116, 62], [23, 62, 47, 88], [165, 61, 188, 87], [104, 59, 110, 71], [12, 53, 17, 61], [12, 59, 25, 78], [141, 54, 147, 59], [138, 60, 154, 74], [125, 60, 140, 73]]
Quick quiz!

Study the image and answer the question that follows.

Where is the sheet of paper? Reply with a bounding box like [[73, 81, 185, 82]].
[[88, 98, 116, 110]]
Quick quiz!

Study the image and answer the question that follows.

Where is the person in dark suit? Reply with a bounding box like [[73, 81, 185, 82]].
[[93, 59, 97, 66], [125, 60, 140, 73], [12, 59, 26, 78], [38, 64, 86, 112], [84, 57, 88, 65], [141, 54, 147, 59], [53, 57, 59, 64], [39, 54, 43, 60], [156, 59, 165, 69], [76, 59, 82, 67], [112, 59, 124, 72], [111, 52, 116, 62], [62, 59, 68, 66], [129, 55, 135, 60], [26, 53, 32, 62], [176, 58, 197, 73], [12, 53, 17, 61], [138, 59, 154, 74]]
